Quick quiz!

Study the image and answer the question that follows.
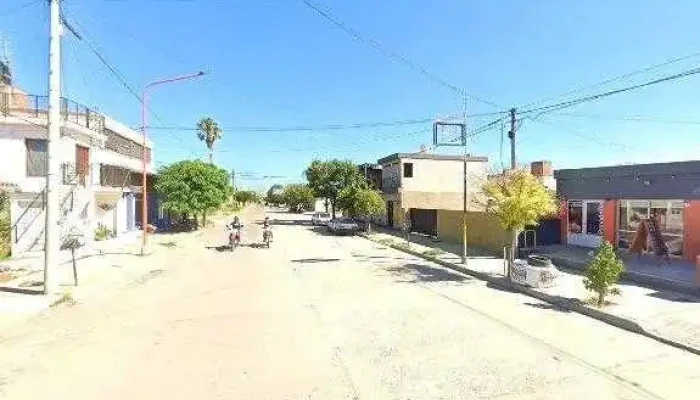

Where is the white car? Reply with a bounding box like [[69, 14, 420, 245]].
[[327, 218, 361, 235], [312, 212, 332, 226]]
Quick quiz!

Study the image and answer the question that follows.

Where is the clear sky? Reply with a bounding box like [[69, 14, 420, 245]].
[[2, 0, 700, 190]]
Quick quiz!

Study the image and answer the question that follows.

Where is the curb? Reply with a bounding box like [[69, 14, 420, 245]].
[[361, 234, 700, 357]]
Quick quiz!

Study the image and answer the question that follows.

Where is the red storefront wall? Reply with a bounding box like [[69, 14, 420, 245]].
[[683, 200, 700, 262], [603, 200, 617, 246]]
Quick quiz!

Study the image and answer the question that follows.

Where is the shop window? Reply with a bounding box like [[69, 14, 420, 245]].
[[568, 201, 582, 234], [585, 202, 601, 235], [618, 200, 684, 257]]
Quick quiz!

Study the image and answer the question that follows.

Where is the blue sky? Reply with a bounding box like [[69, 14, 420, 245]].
[[2, 0, 700, 189]]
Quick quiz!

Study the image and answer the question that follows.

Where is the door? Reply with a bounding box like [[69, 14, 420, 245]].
[[127, 193, 136, 230], [75, 145, 89, 186], [387, 201, 394, 227], [567, 200, 603, 248]]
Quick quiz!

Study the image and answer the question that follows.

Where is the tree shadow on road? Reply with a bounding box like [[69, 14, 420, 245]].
[[385, 263, 472, 283], [268, 219, 310, 226]]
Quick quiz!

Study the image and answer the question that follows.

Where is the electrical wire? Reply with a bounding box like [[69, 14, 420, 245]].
[[296, 0, 503, 109], [520, 66, 700, 117], [0, 0, 41, 18], [548, 112, 700, 126], [520, 50, 700, 109], [146, 112, 503, 133]]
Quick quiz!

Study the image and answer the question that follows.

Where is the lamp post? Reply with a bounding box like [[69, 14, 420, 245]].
[[140, 71, 205, 255]]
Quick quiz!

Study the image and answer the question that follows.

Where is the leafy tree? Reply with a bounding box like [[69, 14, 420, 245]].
[[305, 159, 363, 218], [337, 186, 385, 231], [266, 184, 284, 205], [482, 169, 557, 276], [155, 160, 231, 228], [233, 190, 259, 205], [196, 117, 223, 164], [584, 241, 624, 307], [282, 184, 315, 213]]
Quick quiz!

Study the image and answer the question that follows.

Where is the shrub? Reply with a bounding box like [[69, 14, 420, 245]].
[[94, 224, 112, 241], [584, 241, 625, 307]]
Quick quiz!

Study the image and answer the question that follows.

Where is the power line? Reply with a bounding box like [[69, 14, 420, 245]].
[[296, 0, 503, 109], [0, 0, 41, 17], [520, 66, 700, 117], [146, 112, 503, 133], [520, 50, 700, 109], [548, 112, 700, 126]]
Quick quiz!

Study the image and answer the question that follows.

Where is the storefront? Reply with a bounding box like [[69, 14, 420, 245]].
[[555, 161, 700, 262]]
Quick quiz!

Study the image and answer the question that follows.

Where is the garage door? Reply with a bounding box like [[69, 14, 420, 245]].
[[410, 208, 437, 236]]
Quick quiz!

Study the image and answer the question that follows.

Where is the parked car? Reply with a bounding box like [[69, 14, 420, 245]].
[[312, 212, 332, 226], [327, 218, 361, 235]]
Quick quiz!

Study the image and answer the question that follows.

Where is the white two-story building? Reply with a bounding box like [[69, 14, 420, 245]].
[[0, 82, 156, 256]]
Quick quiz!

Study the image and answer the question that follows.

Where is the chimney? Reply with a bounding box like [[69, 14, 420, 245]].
[[531, 161, 552, 177]]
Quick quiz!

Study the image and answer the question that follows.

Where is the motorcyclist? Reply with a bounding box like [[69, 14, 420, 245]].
[[262, 217, 272, 242], [263, 216, 270, 228], [228, 216, 241, 230]]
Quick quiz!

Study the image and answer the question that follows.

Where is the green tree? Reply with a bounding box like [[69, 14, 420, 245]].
[[305, 159, 363, 218], [337, 186, 385, 231], [155, 160, 231, 228], [196, 117, 223, 164], [482, 170, 557, 276], [266, 184, 284, 205], [233, 190, 259, 205], [282, 184, 315, 213], [584, 241, 625, 307]]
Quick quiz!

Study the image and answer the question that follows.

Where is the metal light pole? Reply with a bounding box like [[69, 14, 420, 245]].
[[140, 71, 205, 255]]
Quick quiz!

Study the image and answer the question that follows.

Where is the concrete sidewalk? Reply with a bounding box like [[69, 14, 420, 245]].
[[0, 228, 205, 332], [365, 228, 700, 355]]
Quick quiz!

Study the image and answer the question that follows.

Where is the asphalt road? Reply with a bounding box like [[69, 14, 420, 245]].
[[0, 208, 698, 399]]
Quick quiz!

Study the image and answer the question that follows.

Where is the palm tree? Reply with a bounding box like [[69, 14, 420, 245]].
[[196, 117, 223, 164]]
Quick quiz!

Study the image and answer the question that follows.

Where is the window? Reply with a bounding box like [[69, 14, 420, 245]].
[[26, 139, 48, 176], [618, 200, 684, 257], [403, 162, 413, 178], [567, 201, 582, 234]]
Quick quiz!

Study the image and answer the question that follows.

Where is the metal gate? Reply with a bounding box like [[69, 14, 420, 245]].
[[409, 208, 437, 236]]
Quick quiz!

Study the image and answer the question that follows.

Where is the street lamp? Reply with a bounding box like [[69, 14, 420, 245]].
[[140, 71, 205, 255]]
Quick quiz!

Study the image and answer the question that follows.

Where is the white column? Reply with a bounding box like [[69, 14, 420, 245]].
[[43, 0, 62, 294]]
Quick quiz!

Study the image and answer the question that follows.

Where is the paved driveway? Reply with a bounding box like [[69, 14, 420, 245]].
[[0, 208, 698, 399]]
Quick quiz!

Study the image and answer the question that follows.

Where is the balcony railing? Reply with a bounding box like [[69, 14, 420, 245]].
[[0, 92, 104, 134]]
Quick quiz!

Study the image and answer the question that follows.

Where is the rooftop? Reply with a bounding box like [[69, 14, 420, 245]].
[[555, 160, 700, 179], [377, 152, 488, 165]]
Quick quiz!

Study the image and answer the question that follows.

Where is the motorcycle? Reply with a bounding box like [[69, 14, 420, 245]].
[[262, 227, 273, 248], [227, 224, 242, 251]]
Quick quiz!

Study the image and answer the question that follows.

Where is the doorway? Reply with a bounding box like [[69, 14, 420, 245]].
[[387, 201, 394, 227], [567, 200, 603, 248]]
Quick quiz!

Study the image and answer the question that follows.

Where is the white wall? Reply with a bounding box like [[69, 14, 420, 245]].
[[400, 158, 488, 194]]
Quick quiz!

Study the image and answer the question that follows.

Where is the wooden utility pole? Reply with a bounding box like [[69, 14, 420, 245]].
[[508, 108, 517, 169]]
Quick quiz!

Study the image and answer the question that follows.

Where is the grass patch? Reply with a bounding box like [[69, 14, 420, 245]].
[[377, 238, 395, 246], [158, 241, 177, 248], [422, 248, 444, 257], [51, 291, 76, 308], [395, 241, 410, 250]]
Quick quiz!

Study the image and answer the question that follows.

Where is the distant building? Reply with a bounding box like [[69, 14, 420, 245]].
[[358, 163, 382, 190], [376, 152, 488, 235]]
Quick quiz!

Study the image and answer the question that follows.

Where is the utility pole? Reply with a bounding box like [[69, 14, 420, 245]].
[[461, 99, 469, 265], [44, 0, 62, 294], [230, 168, 235, 189], [508, 108, 517, 170]]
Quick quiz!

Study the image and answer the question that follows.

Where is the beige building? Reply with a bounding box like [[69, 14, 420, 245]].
[[377, 152, 489, 234]]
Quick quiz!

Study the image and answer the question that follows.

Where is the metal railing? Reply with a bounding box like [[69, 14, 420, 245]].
[[0, 92, 104, 134]]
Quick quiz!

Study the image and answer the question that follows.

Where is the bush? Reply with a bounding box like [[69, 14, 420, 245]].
[[94, 224, 112, 241], [0, 191, 10, 258], [584, 241, 624, 307]]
